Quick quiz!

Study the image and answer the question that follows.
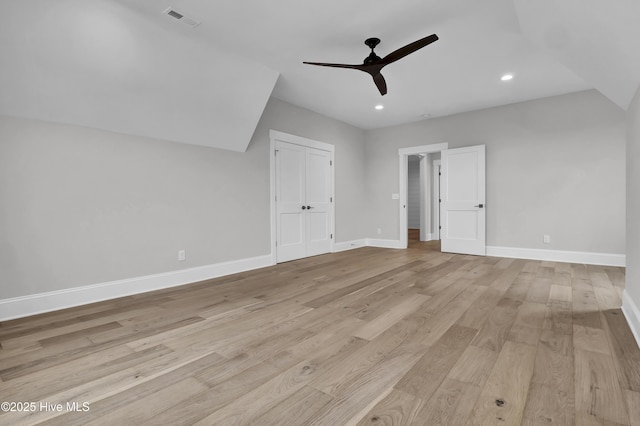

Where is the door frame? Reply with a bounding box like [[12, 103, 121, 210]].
[[398, 143, 448, 249], [270, 130, 335, 265], [433, 159, 441, 240], [419, 155, 427, 242]]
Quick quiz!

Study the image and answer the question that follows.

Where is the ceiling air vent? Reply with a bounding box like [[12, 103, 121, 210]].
[[163, 7, 200, 28]]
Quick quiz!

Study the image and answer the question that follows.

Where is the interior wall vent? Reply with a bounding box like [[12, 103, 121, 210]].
[[162, 7, 200, 28]]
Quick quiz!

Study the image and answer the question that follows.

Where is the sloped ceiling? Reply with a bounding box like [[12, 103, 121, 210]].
[[121, 0, 590, 130], [0, 0, 279, 152], [513, 0, 640, 109], [3, 0, 637, 152]]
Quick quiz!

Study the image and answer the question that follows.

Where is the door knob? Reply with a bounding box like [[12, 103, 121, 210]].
[[301, 206, 307, 210], [307, 206, 314, 209], [474, 203, 484, 208]]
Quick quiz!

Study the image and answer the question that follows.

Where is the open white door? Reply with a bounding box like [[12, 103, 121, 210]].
[[440, 145, 486, 255]]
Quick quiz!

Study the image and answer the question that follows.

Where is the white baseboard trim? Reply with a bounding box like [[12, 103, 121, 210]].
[[486, 246, 625, 267], [366, 238, 404, 249], [332, 239, 367, 253], [622, 290, 640, 350], [1, 242, 627, 322], [0, 255, 273, 322]]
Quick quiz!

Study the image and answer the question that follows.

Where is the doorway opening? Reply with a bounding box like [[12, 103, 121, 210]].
[[407, 153, 442, 247], [398, 143, 448, 249], [407, 155, 421, 243]]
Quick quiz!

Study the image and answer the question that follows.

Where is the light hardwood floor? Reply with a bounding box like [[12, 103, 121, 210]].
[[1, 242, 639, 425]]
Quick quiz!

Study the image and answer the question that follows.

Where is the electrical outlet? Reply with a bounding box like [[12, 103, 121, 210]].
[[543, 235, 550, 244], [178, 250, 186, 261], [377, 228, 382, 235]]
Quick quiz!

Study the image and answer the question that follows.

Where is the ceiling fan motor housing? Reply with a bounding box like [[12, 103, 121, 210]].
[[364, 37, 381, 49], [364, 38, 382, 64]]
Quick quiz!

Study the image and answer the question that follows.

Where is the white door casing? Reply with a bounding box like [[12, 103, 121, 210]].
[[271, 130, 334, 263], [440, 145, 486, 255]]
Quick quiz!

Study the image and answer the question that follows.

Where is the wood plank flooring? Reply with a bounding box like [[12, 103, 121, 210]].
[[1, 241, 638, 425]]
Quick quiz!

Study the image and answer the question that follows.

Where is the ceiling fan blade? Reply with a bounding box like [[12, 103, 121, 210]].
[[380, 34, 438, 65], [373, 73, 387, 96], [303, 61, 363, 70]]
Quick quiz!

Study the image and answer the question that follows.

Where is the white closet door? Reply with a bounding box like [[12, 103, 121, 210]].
[[275, 140, 333, 262]]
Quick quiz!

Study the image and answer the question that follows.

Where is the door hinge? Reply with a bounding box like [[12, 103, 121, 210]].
[[330, 160, 333, 166], [330, 234, 333, 239], [330, 197, 333, 202], [439, 198, 441, 203], [439, 172, 441, 176], [275, 195, 277, 202], [439, 226, 442, 230]]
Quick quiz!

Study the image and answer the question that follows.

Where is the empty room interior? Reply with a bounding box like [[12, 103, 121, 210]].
[[2, 1, 640, 425]]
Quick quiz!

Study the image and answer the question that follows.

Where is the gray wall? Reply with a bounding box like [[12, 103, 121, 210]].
[[0, 97, 366, 299], [364, 90, 626, 254], [627, 86, 640, 308], [0, 89, 629, 303]]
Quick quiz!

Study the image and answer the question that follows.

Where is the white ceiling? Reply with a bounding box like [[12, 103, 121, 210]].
[[118, 0, 593, 129], [3, 1, 638, 152], [514, 0, 640, 110]]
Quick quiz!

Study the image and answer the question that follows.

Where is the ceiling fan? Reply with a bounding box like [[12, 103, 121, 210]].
[[303, 34, 439, 96]]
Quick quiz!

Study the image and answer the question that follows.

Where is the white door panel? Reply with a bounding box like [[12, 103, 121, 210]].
[[278, 148, 304, 203], [280, 214, 304, 244], [306, 150, 331, 202], [447, 151, 479, 201], [441, 145, 486, 255], [446, 210, 478, 239], [276, 142, 306, 262], [305, 148, 332, 256], [306, 211, 330, 256]]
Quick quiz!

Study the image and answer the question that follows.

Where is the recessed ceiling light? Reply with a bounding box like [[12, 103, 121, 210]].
[[501, 74, 514, 81], [375, 104, 384, 110]]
